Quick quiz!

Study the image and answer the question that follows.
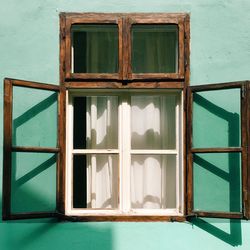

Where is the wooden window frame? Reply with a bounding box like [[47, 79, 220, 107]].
[[58, 12, 190, 221], [186, 81, 250, 220], [60, 13, 190, 84], [65, 90, 184, 218], [126, 13, 185, 80], [2, 78, 66, 220], [62, 13, 123, 81]]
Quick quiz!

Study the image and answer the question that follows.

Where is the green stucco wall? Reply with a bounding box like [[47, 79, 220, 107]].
[[1, 1, 250, 249]]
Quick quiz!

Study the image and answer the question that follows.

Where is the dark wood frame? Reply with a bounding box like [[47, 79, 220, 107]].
[[247, 81, 250, 219], [60, 13, 188, 83], [186, 81, 249, 219], [126, 13, 185, 80], [2, 78, 62, 220], [57, 12, 190, 222], [61, 13, 123, 81], [57, 215, 187, 222]]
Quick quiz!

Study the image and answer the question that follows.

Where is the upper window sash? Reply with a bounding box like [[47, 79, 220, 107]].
[[62, 13, 123, 81], [126, 14, 185, 80], [60, 13, 189, 82]]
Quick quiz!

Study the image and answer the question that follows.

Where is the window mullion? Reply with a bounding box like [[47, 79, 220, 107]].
[[66, 91, 73, 214], [120, 94, 131, 212], [72, 149, 119, 154], [175, 94, 180, 213]]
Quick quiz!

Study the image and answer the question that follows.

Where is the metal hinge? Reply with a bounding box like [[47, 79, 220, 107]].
[[185, 213, 197, 221]]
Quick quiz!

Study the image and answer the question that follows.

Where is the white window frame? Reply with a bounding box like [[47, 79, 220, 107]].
[[65, 89, 184, 216]]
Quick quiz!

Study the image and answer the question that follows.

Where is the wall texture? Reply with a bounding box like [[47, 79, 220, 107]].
[[1, 1, 250, 249]]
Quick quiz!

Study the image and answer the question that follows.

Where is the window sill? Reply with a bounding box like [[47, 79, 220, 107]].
[[60, 214, 186, 222], [64, 209, 185, 222]]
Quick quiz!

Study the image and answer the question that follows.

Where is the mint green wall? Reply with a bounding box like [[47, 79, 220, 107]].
[[1, 1, 250, 250]]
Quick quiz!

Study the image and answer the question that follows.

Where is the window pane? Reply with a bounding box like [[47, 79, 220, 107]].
[[132, 24, 178, 73], [12, 86, 57, 147], [193, 153, 242, 213], [193, 89, 241, 148], [73, 155, 87, 208], [131, 155, 176, 209], [131, 95, 176, 149], [73, 154, 119, 209], [11, 152, 56, 213], [73, 97, 87, 149], [73, 96, 118, 149], [72, 24, 118, 73]]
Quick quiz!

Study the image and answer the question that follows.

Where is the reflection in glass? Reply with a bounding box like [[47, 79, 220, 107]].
[[131, 155, 176, 209], [73, 154, 119, 209], [11, 152, 56, 213], [132, 24, 178, 73], [131, 95, 176, 149], [72, 24, 118, 73], [193, 89, 241, 148], [193, 153, 242, 213], [73, 96, 118, 149], [12, 86, 57, 147]]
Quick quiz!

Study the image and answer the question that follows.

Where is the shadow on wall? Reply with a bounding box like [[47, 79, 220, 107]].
[[190, 93, 242, 246], [11, 92, 58, 213], [190, 217, 242, 246], [0, 217, 114, 250]]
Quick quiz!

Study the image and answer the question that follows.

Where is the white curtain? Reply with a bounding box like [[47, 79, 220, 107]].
[[86, 96, 118, 208], [132, 26, 178, 73], [86, 95, 177, 209], [86, 30, 118, 73], [131, 96, 177, 209], [72, 25, 118, 73]]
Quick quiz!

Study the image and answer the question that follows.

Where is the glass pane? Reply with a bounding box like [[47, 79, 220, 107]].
[[73, 155, 87, 208], [73, 154, 119, 209], [132, 24, 178, 73], [193, 89, 241, 148], [11, 152, 56, 213], [73, 96, 118, 149], [131, 95, 176, 149], [193, 153, 242, 213], [12, 86, 58, 147], [131, 155, 176, 209], [72, 24, 118, 73]]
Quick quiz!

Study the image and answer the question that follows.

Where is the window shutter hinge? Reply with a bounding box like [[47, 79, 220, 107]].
[[185, 213, 197, 221]]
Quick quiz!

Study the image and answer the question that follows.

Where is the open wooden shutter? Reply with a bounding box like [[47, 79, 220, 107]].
[[3, 78, 65, 220], [186, 81, 249, 219]]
